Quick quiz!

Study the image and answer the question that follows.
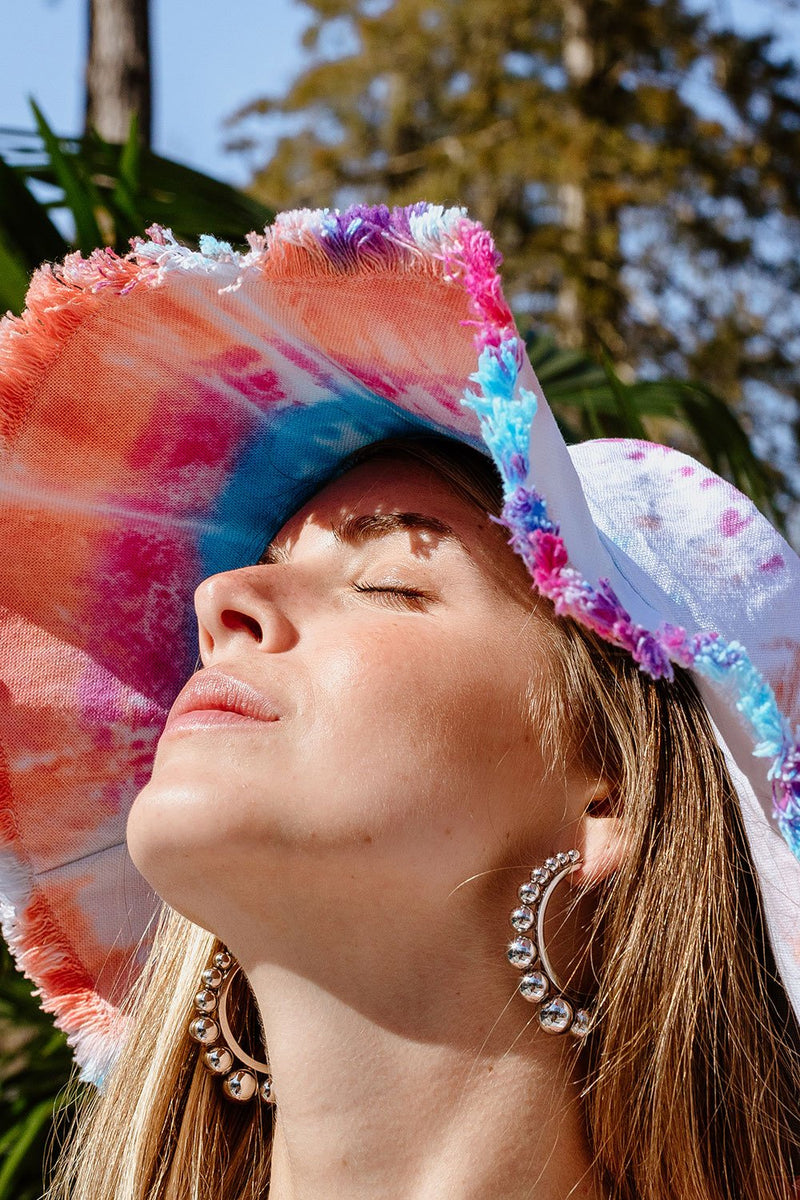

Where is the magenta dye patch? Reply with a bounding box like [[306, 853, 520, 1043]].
[[720, 507, 755, 538]]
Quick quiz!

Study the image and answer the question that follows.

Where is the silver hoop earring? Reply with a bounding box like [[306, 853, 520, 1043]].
[[507, 850, 594, 1038], [188, 948, 275, 1104]]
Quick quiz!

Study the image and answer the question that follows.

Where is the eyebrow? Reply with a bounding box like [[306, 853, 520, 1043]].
[[261, 511, 465, 564]]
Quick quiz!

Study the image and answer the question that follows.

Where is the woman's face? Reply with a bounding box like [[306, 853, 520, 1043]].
[[128, 454, 583, 937]]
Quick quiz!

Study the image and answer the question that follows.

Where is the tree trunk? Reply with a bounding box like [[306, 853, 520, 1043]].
[[557, 0, 593, 348], [85, 0, 151, 147]]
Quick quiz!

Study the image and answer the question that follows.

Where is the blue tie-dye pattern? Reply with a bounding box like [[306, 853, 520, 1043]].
[[464, 341, 539, 491], [198, 234, 237, 261], [196, 388, 468, 582]]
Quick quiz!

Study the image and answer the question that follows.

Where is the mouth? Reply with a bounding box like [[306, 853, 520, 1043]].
[[162, 669, 281, 734]]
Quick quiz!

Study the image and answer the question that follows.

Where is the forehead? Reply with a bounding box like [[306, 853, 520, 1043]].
[[270, 455, 534, 600], [276, 456, 496, 547]]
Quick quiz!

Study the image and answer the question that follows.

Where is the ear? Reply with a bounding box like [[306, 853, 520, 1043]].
[[574, 779, 628, 885]]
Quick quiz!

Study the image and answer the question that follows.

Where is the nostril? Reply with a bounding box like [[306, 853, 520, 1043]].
[[220, 610, 263, 642]]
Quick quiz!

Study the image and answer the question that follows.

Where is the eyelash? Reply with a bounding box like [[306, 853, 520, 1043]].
[[353, 583, 432, 608]]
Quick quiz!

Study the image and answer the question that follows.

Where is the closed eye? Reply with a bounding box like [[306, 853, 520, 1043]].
[[352, 583, 433, 609]]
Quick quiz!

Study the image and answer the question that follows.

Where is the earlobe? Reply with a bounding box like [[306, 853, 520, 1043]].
[[577, 780, 628, 885]]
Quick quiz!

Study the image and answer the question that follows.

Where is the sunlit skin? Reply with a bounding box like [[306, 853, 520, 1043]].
[[127, 456, 618, 1200]]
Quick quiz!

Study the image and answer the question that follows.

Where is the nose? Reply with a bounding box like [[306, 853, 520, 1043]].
[[194, 566, 298, 664]]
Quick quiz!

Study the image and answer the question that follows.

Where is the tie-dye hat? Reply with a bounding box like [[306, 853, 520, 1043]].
[[1, 204, 798, 1085]]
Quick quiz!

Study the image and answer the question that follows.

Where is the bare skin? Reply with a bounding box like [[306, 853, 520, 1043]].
[[128, 457, 617, 1199]]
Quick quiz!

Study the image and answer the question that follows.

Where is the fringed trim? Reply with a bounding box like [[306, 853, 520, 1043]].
[[47, 988, 124, 1086], [0, 251, 152, 442], [257, 204, 467, 279], [0, 203, 516, 446], [130, 206, 475, 291], [464, 340, 800, 860], [0, 882, 122, 1085]]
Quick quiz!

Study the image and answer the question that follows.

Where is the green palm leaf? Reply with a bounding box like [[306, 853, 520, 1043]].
[[0, 101, 274, 316], [30, 101, 104, 253], [0, 943, 81, 1200]]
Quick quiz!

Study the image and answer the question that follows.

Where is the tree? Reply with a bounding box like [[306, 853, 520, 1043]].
[[0, 104, 273, 312], [85, 0, 151, 146], [229, 0, 800, 509]]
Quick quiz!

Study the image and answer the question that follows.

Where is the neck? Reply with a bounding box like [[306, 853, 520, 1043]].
[[226, 870, 604, 1200]]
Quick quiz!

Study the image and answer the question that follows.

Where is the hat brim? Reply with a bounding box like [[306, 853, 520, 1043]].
[[1, 205, 798, 1083]]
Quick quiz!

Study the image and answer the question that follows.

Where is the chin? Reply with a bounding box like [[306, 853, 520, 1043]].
[[125, 772, 233, 916]]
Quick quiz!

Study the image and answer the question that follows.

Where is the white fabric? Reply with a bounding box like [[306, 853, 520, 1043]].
[[556, 437, 800, 1019]]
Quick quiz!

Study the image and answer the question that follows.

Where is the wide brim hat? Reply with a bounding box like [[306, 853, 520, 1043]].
[[1, 203, 798, 1085]]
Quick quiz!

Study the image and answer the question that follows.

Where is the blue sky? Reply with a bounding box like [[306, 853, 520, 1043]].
[[4, 0, 800, 190], [1, 0, 308, 185]]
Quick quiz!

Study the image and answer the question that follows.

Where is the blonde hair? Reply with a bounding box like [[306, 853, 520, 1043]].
[[47, 436, 800, 1200]]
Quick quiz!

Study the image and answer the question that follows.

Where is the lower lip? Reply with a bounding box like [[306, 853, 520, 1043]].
[[162, 710, 279, 734]]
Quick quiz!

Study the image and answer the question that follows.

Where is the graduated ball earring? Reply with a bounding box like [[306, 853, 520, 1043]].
[[188, 948, 275, 1104], [508, 849, 594, 1038], [188, 857, 593, 1105]]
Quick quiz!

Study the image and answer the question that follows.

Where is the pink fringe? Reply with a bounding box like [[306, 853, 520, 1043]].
[[452, 219, 518, 353], [1, 886, 124, 1080]]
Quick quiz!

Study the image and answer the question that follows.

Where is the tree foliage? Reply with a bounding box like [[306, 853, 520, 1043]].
[[0, 104, 273, 314], [230, 0, 800, 509], [0, 942, 79, 1200]]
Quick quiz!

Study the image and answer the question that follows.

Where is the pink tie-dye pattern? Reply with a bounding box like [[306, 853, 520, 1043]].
[[0, 203, 529, 1079], [720, 507, 755, 538]]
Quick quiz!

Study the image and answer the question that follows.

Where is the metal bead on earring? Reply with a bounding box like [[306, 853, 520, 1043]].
[[187, 948, 275, 1104], [507, 850, 595, 1039]]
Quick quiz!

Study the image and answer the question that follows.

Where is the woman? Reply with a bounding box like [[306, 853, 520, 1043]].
[[0, 205, 798, 1199]]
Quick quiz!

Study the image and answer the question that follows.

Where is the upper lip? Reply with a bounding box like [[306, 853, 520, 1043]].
[[168, 669, 281, 724]]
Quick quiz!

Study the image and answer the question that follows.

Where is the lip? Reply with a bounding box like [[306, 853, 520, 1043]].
[[162, 669, 281, 734]]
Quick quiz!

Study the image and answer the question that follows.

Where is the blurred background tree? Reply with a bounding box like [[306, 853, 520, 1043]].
[[229, 0, 800, 515], [85, 0, 152, 147]]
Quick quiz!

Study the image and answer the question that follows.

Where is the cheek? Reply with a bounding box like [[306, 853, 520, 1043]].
[[300, 623, 544, 826], [126, 617, 553, 915]]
